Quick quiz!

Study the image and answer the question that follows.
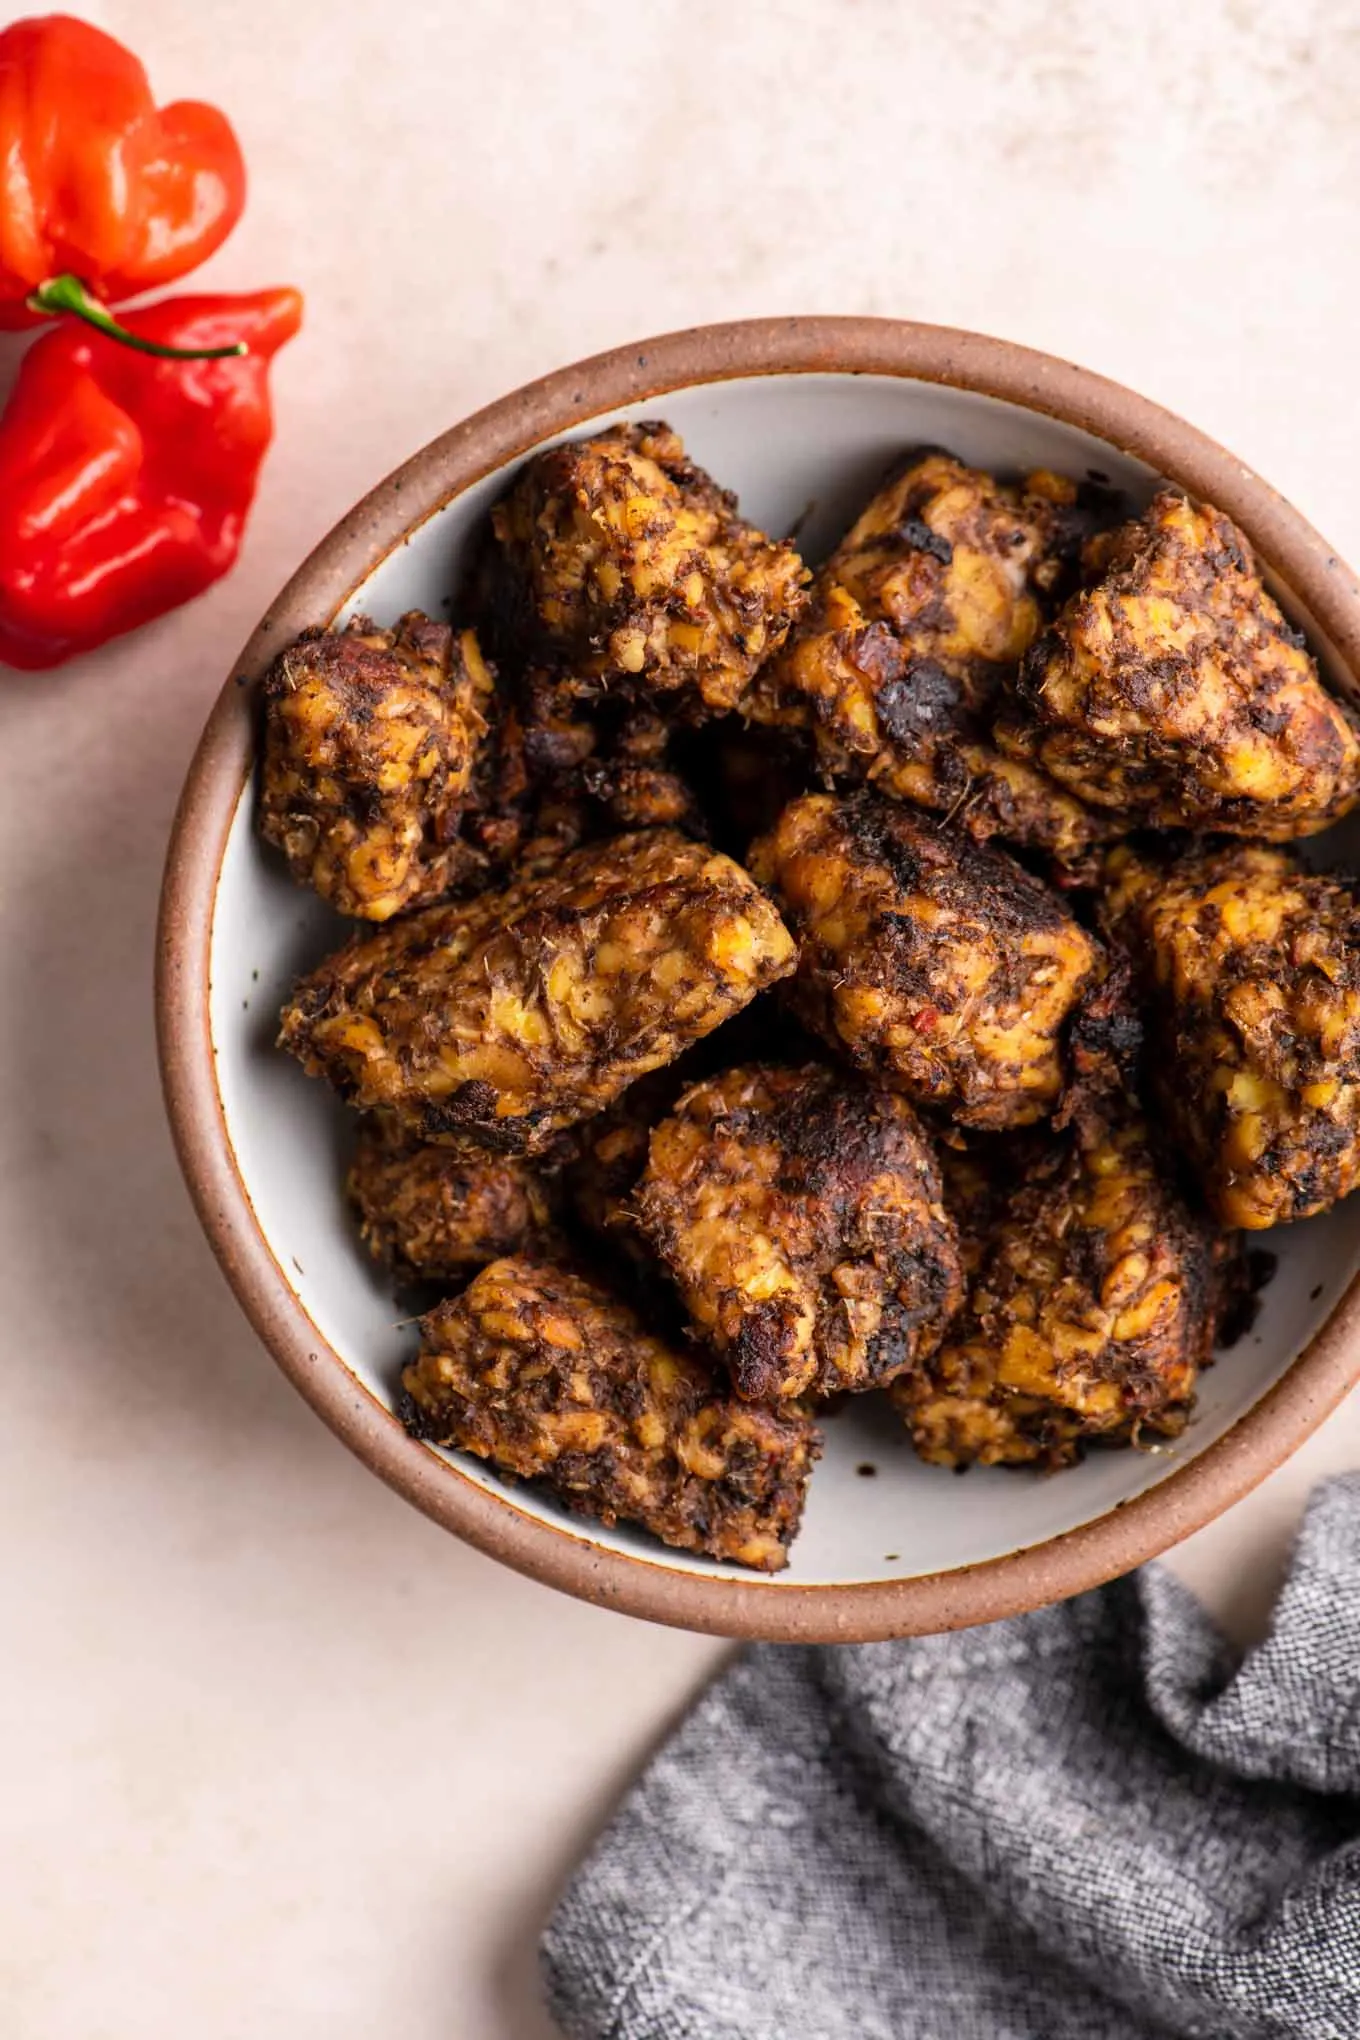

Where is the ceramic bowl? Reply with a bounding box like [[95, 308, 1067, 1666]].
[[157, 317, 1360, 1641]]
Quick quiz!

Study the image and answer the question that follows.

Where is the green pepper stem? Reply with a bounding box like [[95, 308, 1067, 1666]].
[[26, 275, 248, 359]]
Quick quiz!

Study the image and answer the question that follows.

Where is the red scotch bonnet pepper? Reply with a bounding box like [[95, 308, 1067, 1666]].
[[0, 15, 303, 669], [0, 289, 303, 670], [0, 14, 246, 332]]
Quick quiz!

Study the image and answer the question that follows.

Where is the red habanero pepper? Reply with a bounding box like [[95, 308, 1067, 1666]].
[[0, 288, 303, 670], [0, 15, 247, 340]]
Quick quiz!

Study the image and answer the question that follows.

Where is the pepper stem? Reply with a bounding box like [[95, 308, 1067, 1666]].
[[26, 275, 248, 359]]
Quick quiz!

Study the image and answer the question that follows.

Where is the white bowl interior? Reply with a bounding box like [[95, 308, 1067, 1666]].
[[211, 371, 1360, 1587]]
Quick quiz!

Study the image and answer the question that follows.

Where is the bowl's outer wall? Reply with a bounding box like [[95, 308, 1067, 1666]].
[[158, 317, 1360, 1641]]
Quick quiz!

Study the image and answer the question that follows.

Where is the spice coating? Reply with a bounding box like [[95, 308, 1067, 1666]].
[[401, 1256, 819, 1569], [752, 452, 1117, 856], [485, 421, 809, 718], [1002, 492, 1360, 839], [896, 1117, 1226, 1467], [633, 1063, 962, 1401], [277, 829, 797, 1152], [1102, 840, 1360, 1228], [259, 613, 492, 919], [750, 792, 1102, 1128]]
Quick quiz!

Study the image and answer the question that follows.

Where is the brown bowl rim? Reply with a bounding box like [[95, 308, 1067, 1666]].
[[156, 314, 1360, 1642]]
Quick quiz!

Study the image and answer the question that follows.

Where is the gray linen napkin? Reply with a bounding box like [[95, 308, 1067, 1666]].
[[542, 1472, 1360, 2040]]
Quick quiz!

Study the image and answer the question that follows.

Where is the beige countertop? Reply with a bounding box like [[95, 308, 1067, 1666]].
[[4, 3, 1360, 2032]]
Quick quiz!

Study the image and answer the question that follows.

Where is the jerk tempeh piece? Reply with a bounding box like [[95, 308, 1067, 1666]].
[[633, 1063, 962, 1402], [347, 1119, 565, 1286], [278, 830, 796, 1152], [259, 612, 493, 919], [750, 792, 1102, 1129], [484, 421, 808, 719], [1000, 491, 1360, 840], [1101, 839, 1360, 1228], [895, 1115, 1229, 1468], [750, 451, 1119, 857], [401, 1256, 819, 1569]]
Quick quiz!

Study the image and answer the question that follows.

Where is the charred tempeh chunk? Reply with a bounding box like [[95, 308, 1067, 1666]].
[[259, 612, 492, 918], [895, 1115, 1231, 1468], [347, 1119, 565, 1285], [1000, 491, 1360, 840], [1101, 839, 1360, 1227], [633, 1063, 962, 1401], [751, 451, 1118, 857], [279, 830, 796, 1152], [484, 421, 808, 719], [401, 1257, 819, 1569], [750, 792, 1102, 1128]]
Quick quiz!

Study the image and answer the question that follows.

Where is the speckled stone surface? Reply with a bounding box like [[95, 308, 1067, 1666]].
[[5, 3, 1360, 2034]]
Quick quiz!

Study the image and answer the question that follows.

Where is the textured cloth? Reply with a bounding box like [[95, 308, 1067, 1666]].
[[542, 1473, 1360, 2040]]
